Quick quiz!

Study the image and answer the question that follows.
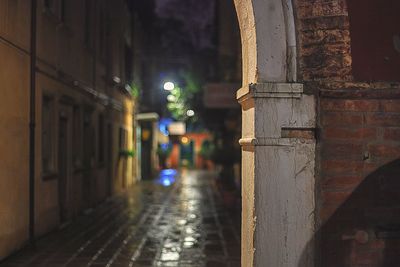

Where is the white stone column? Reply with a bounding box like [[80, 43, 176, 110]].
[[238, 83, 316, 267]]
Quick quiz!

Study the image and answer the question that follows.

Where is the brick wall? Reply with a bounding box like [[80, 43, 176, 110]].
[[296, 0, 352, 81], [318, 89, 400, 266], [294, 0, 400, 266]]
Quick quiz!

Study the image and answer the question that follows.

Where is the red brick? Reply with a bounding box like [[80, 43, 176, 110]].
[[322, 143, 363, 159], [383, 128, 400, 141], [382, 100, 400, 113], [369, 240, 386, 250], [300, 16, 349, 31], [322, 160, 364, 174], [323, 128, 377, 140], [363, 162, 380, 175], [365, 113, 400, 127], [351, 249, 382, 266], [322, 175, 363, 190], [321, 99, 380, 112], [320, 204, 339, 222], [302, 43, 349, 57], [369, 144, 400, 158], [322, 190, 352, 206], [303, 65, 352, 80], [301, 29, 350, 46], [297, 0, 347, 19], [322, 112, 363, 126]]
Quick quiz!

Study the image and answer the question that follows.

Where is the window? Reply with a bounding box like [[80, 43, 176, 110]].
[[42, 95, 55, 176]]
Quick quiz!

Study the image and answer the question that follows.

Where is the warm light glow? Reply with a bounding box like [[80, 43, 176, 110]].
[[167, 94, 176, 102], [181, 136, 189, 144], [163, 81, 175, 91], [186, 109, 195, 117]]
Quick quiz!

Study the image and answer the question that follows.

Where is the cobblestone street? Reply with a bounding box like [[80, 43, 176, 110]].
[[0, 170, 240, 267]]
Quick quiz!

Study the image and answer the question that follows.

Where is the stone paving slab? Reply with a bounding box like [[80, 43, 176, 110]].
[[0, 170, 240, 267]]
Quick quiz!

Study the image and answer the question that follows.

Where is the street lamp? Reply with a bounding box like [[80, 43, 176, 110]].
[[186, 109, 195, 117], [163, 81, 175, 91]]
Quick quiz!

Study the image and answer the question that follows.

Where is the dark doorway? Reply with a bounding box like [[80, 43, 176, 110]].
[[180, 140, 194, 167], [140, 121, 153, 179]]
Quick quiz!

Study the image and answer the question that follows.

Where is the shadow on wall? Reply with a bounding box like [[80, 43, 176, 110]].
[[300, 159, 400, 267]]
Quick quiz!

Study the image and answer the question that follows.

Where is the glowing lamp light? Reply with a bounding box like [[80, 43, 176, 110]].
[[167, 94, 176, 102], [186, 109, 195, 117], [163, 82, 175, 91], [181, 136, 189, 144]]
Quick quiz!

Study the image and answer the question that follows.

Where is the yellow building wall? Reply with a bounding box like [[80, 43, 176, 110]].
[[0, 0, 31, 259], [0, 0, 139, 260], [0, 41, 30, 259]]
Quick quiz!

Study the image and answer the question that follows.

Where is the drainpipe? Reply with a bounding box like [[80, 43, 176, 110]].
[[29, 0, 37, 245]]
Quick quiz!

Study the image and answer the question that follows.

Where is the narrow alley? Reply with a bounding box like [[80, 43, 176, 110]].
[[0, 171, 240, 267], [1, 0, 400, 266]]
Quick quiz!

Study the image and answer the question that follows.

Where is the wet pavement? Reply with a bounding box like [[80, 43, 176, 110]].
[[0, 170, 240, 267]]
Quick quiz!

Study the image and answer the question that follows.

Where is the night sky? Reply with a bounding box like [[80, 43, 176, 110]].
[[154, 0, 216, 51]]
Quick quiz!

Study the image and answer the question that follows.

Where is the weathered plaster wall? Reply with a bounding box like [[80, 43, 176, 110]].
[[233, 0, 257, 86], [0, 40, 30, 260], [235, 0, 317, 266], [254, 141, 314, 266], [238, 83, 316, 267], [241, 147, 255, 266], [235, 0, 297, 86], [0, 1, 31, 259], [0, 0, 138, 260], [0, 1, 31, 51]]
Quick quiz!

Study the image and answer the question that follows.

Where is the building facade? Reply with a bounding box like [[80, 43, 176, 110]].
[[234, 0, 400, 266], [1, 0, 399, 265], [0, 0, 141, 259]]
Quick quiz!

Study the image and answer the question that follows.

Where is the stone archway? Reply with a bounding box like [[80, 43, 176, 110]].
[[233, 0, 316, 266], [234, 0, 297, 84]]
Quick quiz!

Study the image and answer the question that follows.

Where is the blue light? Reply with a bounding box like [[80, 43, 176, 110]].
[[161, 177, 173, 186], [159, 118, 173, 136], [160, 143, 170, 152], [157, 169, 177, 187], [160, 169, 177, 176]]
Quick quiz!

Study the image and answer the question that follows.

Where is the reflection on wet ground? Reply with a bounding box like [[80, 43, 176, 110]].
[[0, 170, 240, 267], [156, 169, 178, 187]]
